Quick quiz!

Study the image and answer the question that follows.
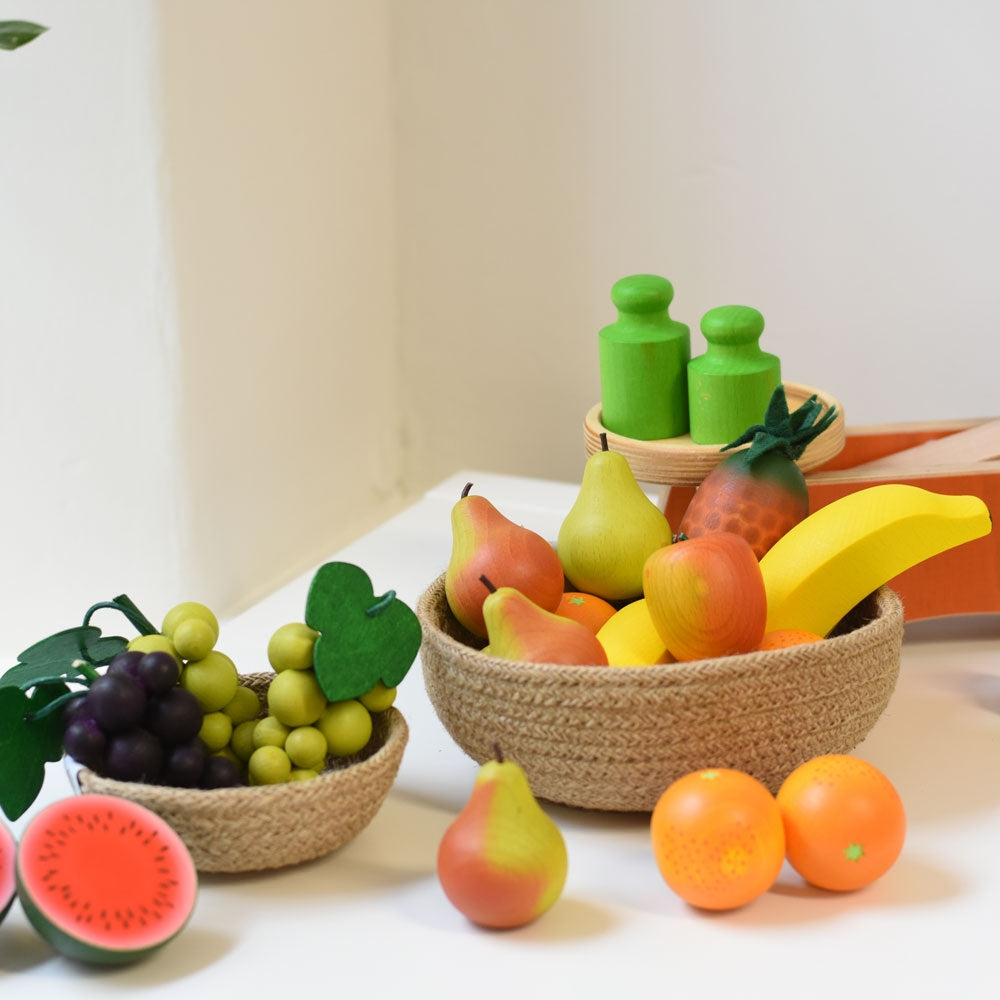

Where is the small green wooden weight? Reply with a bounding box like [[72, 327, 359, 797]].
[[687, 305, 781, 445], [598, 274, 691, 441]]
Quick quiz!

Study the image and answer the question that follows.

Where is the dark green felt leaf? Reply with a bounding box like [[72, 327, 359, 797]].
[[29, 681, 73, 763], [0, 685, 55, 821], [1, 626, 126, 690], [0, 20, 48, 51], [305, 562, 422, 703]]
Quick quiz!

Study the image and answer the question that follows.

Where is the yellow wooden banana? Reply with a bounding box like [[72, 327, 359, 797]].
[[760, 484, 992, 636], [596, 598, 674, 666]]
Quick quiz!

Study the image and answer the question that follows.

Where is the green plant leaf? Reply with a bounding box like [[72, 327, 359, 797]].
[[0, 20, 47, 51], [305, 562, 422, 703], [28, 681, 72, 762], [0, 684, 61, 820], [0, 626, 126, 691]]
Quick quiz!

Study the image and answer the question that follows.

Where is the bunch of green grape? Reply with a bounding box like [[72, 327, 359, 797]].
[[225, 622, 396, 785], [128, 601, 258, 770]]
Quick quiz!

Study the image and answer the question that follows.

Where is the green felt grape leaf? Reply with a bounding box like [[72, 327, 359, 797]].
[[305, 562, 422, 703], [0, 20, 47, 51], [0, 626, 125, 691], [0, 681, 71, 821]]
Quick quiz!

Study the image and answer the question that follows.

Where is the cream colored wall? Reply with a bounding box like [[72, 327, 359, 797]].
[[394, 1, 1000, 493], [0, 2, 181, 648], [3, 1, 999, 656], [157, 0, 406, 620]]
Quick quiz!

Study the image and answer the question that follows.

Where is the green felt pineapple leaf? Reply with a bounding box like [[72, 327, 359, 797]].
[[721, 384, 838, 465]]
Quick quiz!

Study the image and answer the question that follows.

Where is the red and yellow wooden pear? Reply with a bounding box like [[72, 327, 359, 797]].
[[445, 483, 565, 639], [437, 748, 568, 929], [643, 532, 766, 661], [481, 577, 608, 666]]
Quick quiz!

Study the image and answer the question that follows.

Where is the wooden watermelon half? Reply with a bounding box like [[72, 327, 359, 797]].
[[1, 820, 14, 923], [15, 794, 198, 964]]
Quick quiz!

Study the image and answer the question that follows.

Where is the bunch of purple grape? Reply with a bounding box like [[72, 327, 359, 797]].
[[62, 649, 242, 788]]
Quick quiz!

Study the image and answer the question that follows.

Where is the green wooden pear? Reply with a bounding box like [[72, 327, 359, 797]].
[[557, 435, 673, 601]]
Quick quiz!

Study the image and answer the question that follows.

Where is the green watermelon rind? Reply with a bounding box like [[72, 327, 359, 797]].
[[15, 794, 198, 965], [0, 821, 14, 924]]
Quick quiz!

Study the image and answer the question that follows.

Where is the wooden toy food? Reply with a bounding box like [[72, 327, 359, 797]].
[[676, 385, 839, 558], [1, 563, 415, 872], [445, 483, 565, 639], [643, 532, 767, 661], [437, 749, 567, 928], [776, 754, 905, 891], [557, 434, 673, 601], [760, 483, 992, 636], [481, 580, 609, 666], [16, 793, 198, 964], [650, 768, 786, 911]]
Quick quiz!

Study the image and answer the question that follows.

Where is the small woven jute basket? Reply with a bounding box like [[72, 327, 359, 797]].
[[76, 672, 408, 874], [417, 573, 904, 812]]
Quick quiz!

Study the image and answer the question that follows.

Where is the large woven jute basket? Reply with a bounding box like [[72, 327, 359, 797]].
[[417, 573, 903, 812], [75, 672, 408, 873]]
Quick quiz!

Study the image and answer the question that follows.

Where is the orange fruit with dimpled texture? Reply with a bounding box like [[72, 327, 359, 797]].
[[554, 591, 618, 633], [445, 484, 565, 639], [650, 768, 786, 911], [437, 755, 567, 928], [776, 754, 905, 892], [755, 628, 823, 651]]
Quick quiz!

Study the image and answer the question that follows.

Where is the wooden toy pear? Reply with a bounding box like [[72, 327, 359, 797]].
[[557, 435, 673, 601], [445, 483, 565, 639], [480, 579, 608, 666]]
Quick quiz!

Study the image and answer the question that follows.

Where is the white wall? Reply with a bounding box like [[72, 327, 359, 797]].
[[0, 0, 404, 657], [157, 0, 404, 621], [394, 0, 1000, 491], [3, 0, 998, 656], [0, 1, 180, 648]]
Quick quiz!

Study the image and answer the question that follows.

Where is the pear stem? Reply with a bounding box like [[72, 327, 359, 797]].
[[493, 742, 504, 763], [600, 432, 609, 452], [461, 482, 473, 498], [479, 574, 497, 593]]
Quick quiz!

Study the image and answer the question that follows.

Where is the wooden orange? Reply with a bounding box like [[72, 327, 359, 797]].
[[554, 592, 618, 634]]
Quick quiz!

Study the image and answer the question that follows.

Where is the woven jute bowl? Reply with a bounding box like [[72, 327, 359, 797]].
[[417, 574, 903, 812], [75, 672, 408, 873]]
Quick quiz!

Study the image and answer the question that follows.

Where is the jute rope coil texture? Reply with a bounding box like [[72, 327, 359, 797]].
[[78, 672, 408, 873], [418, 574, 903, 812]]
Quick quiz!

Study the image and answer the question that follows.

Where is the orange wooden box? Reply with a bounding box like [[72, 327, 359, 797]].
[[658, 419, 1000, 623]]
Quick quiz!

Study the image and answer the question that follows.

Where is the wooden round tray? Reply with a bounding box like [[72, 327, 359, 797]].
[[583, 382, 844, 486]]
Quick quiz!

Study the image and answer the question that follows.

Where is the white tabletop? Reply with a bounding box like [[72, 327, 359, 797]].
[[3, 470, 998, 998]]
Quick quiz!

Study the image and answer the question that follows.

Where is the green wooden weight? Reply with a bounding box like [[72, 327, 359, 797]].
[[687, 305, 781, 445], [598, 274, 691, 441]]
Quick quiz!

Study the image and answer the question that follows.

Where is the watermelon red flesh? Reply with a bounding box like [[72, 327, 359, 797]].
[[1, 821, 14, 923], [15, 794, 197, 964]]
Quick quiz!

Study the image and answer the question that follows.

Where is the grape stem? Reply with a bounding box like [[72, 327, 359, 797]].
[[82, 593, 159, 638], [24, 687, 88, 723]]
